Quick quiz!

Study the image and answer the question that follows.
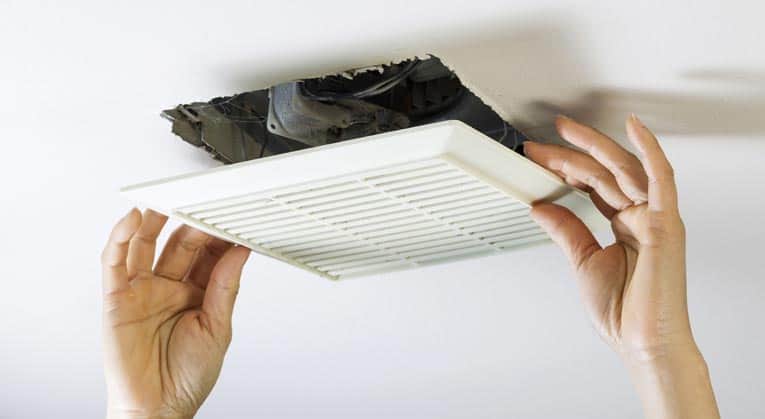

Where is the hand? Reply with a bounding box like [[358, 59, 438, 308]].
[[525, 115, 719, 418], [101, 209, 250, 419], [525, 114, 690, 359]]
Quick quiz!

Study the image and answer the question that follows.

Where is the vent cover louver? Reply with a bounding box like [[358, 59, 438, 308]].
[[122, 121, 605, 279]]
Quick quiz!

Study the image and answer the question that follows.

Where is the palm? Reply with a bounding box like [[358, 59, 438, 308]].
[[102, 210, 250, 418], [576, 241, 630, 348]]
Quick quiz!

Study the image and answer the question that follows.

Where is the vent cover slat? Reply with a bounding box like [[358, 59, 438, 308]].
[[177, 157, 533, 278]]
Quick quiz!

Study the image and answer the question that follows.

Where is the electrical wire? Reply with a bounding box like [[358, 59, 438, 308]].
[[299, 59, 421, 101]]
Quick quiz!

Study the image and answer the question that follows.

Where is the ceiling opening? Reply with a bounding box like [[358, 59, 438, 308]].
[[161, 55, 529, 164]]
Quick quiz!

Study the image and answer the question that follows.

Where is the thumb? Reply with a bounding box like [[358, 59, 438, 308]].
[[202, 246, 251, 337], [530, 203, 601, 273]]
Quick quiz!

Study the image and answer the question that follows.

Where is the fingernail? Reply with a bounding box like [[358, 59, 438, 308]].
[[630, 113, 643, 126], [123, 207, 139, 219], [529, 210, 548, 228], [556, 114, 572, 121], [528, 203, 545, 219]]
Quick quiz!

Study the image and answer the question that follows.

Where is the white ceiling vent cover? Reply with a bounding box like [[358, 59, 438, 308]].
[[122, 121, 605, 279]]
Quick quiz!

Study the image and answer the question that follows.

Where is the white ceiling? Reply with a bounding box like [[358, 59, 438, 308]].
[[1, 1, 764, 417]]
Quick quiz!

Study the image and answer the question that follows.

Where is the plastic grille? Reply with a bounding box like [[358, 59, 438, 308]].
[[178, 157, 547, 279]]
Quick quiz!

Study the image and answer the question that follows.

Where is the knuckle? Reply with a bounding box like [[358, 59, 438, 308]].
[[205, 242, 228, 258], [607, 152, 643, 177], [585, 169, 610, 189], [649, 210, 679, 226], [548, 215, 568, 236], [565, 176, 585, 190], [211, 278, 241, 299], [133, 234, 155, 245], [179, 239, 198, 253], [559, 156, 571, 173], [611, 158, 638, 177], [648, 173, 675, 186], [645, 211, 684, 242], [650, 164, 675, 182], [217, 279, 239, 293]]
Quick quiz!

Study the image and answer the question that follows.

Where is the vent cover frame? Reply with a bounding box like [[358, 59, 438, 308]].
[[122, 121, 606, 280]]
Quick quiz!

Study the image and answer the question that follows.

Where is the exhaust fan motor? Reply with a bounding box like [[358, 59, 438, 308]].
[[161, 56, 529, 164]]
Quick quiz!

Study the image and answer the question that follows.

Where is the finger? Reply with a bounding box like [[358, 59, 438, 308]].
[[552, 169, 617, 219], [101, 208, 142, 294], [202, 246, 251, 335], [525, 142, 633, 210], [186, 237, 234, 289], [555, 115, 649, 203], [530, 203, 601, 273], [626, 114, 678, 213], [154, 225, 212, 280], [548, 167, 590, 192], [127, 209, 168, 277], [531, 151, 616, 218]]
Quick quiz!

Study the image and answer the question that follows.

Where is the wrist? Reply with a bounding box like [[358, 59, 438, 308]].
[[624, 343, 709, 381], [106, 406, 194, 419], [621, 342, 720, 419], [617, 331, 700, 365]]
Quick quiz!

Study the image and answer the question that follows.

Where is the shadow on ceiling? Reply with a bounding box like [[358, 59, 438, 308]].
[[221, 15, 765, 140], [527, 86, 765, 140]]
